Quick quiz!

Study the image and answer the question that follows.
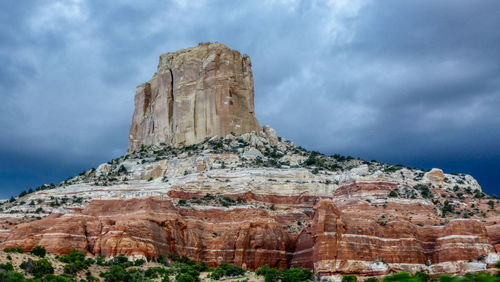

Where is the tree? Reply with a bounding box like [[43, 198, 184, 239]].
[[30, 246, 47, 257], [175, 273, 196, 282], [342, 274, 357, 282], [20, 258, 54, 278], [488, 200, 495, 210]]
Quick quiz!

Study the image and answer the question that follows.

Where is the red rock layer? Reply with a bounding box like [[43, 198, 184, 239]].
[[297, 199, 495, 276], [1, 182, 499, 276]]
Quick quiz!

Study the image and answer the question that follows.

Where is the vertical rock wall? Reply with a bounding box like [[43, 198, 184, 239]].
[[129, 43, 261, 151]]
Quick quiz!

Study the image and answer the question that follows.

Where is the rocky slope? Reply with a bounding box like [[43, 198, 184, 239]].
[[1, 132, 498, 279], [1, 43, 499, 280]]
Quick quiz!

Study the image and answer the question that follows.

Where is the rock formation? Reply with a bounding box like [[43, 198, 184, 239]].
[[129, 43, 261, 151], [1, 43, 499, 280]]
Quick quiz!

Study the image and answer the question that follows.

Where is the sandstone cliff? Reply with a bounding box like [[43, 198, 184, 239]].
[[129, 43, 261, 151]]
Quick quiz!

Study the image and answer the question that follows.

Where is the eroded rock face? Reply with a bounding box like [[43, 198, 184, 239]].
[[425, 168, 445, 183], [129, 43, 261, 151], [1, 130, 495, 279]]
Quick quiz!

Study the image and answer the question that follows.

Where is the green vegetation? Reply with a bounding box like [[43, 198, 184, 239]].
[[20, 258, 54, 278], [186, 193, 243, 207], [2, 248, 500, 282], [353, 267, 500, 282], [0, 262, 14, 271], [384, 165, 403, 173], [3, 246, 23, 253], [256, 265, 313, 282], [30, 245, 47, 257], [58, 250, 94, 275], [0, 270, 25, 281], [414, 184, 432, 198], [207, 263, 245, 280], [488, 200, 495, 210], [442, 200, 454, 217], [342, 274, 357, 281], [302, 151, 341, 171]]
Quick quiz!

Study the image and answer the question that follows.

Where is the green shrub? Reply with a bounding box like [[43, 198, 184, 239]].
[[437, 274, 456, 282], [134, 259, 146, 266], [263, 268, 282, 282], [99, 265, 152, 282], [156, 255, 170, 266], [142, 268, 156, 279], [207, 263, 245, 280], [30, 245, 47, 257], [108, 254, 133, 267], [414, 271, 429, 281], [96, 254, 107, 266], [441, 201, 454, 217], [488, 200, 495, 209], [208, 267, 225, 280], [281, 266, 313, 282], [388, 190, 398, 197], [175, 272, 196, 282], [86, 270, 100, 282], [193, 262, 209, 272], [0, 270, 25, 282], [175, 263, 200, 280], [256, 265, 312, 282], [382, 272, 425, 281], [0, 262, 14, 271], [63, 262, 79, 276], [20, 258, 54, 278], [384, 165, 403, 173], [4, 246, 23, 253], [42, 274, 75, 282], [365, 278, 379, 282], [342, 274, 357, 282], [100, 265, 127, 282], [414, 184, 432, 198], [58, 250, 93, 275]]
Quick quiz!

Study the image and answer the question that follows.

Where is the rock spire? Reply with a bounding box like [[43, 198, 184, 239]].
[[129, 42, 261, 151]]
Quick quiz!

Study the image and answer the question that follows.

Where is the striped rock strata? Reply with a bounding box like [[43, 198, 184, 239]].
[[0, 133, 498, 279]]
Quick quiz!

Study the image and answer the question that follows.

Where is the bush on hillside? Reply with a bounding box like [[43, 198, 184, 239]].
[[30, 245, 47, 257], [4, 246, 23, 253], [342, 274, 357, 282], [256, 265, 313, 282], [207, 263, 245, 280], [20, 258, 54, 278]]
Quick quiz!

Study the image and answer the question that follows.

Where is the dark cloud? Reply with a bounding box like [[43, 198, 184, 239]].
[[0, 0, 499, 198]]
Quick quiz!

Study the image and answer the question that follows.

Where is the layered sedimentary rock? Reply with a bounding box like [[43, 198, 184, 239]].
[[1, 133, 498, 278], [129, 43, 261, 151], [1, 44, 499, 279]]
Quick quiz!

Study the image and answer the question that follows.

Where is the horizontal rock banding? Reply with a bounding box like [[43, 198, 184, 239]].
[[2, 191, 498, 276]]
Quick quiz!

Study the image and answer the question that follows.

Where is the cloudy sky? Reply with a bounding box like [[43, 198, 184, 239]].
[[1, 0, 499, 198]]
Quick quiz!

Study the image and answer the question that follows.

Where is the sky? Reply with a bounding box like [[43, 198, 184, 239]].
[[0, 0, 499, 198]]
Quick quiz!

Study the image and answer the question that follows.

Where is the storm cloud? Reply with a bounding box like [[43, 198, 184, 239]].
[[1, 0, 499, 197]]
